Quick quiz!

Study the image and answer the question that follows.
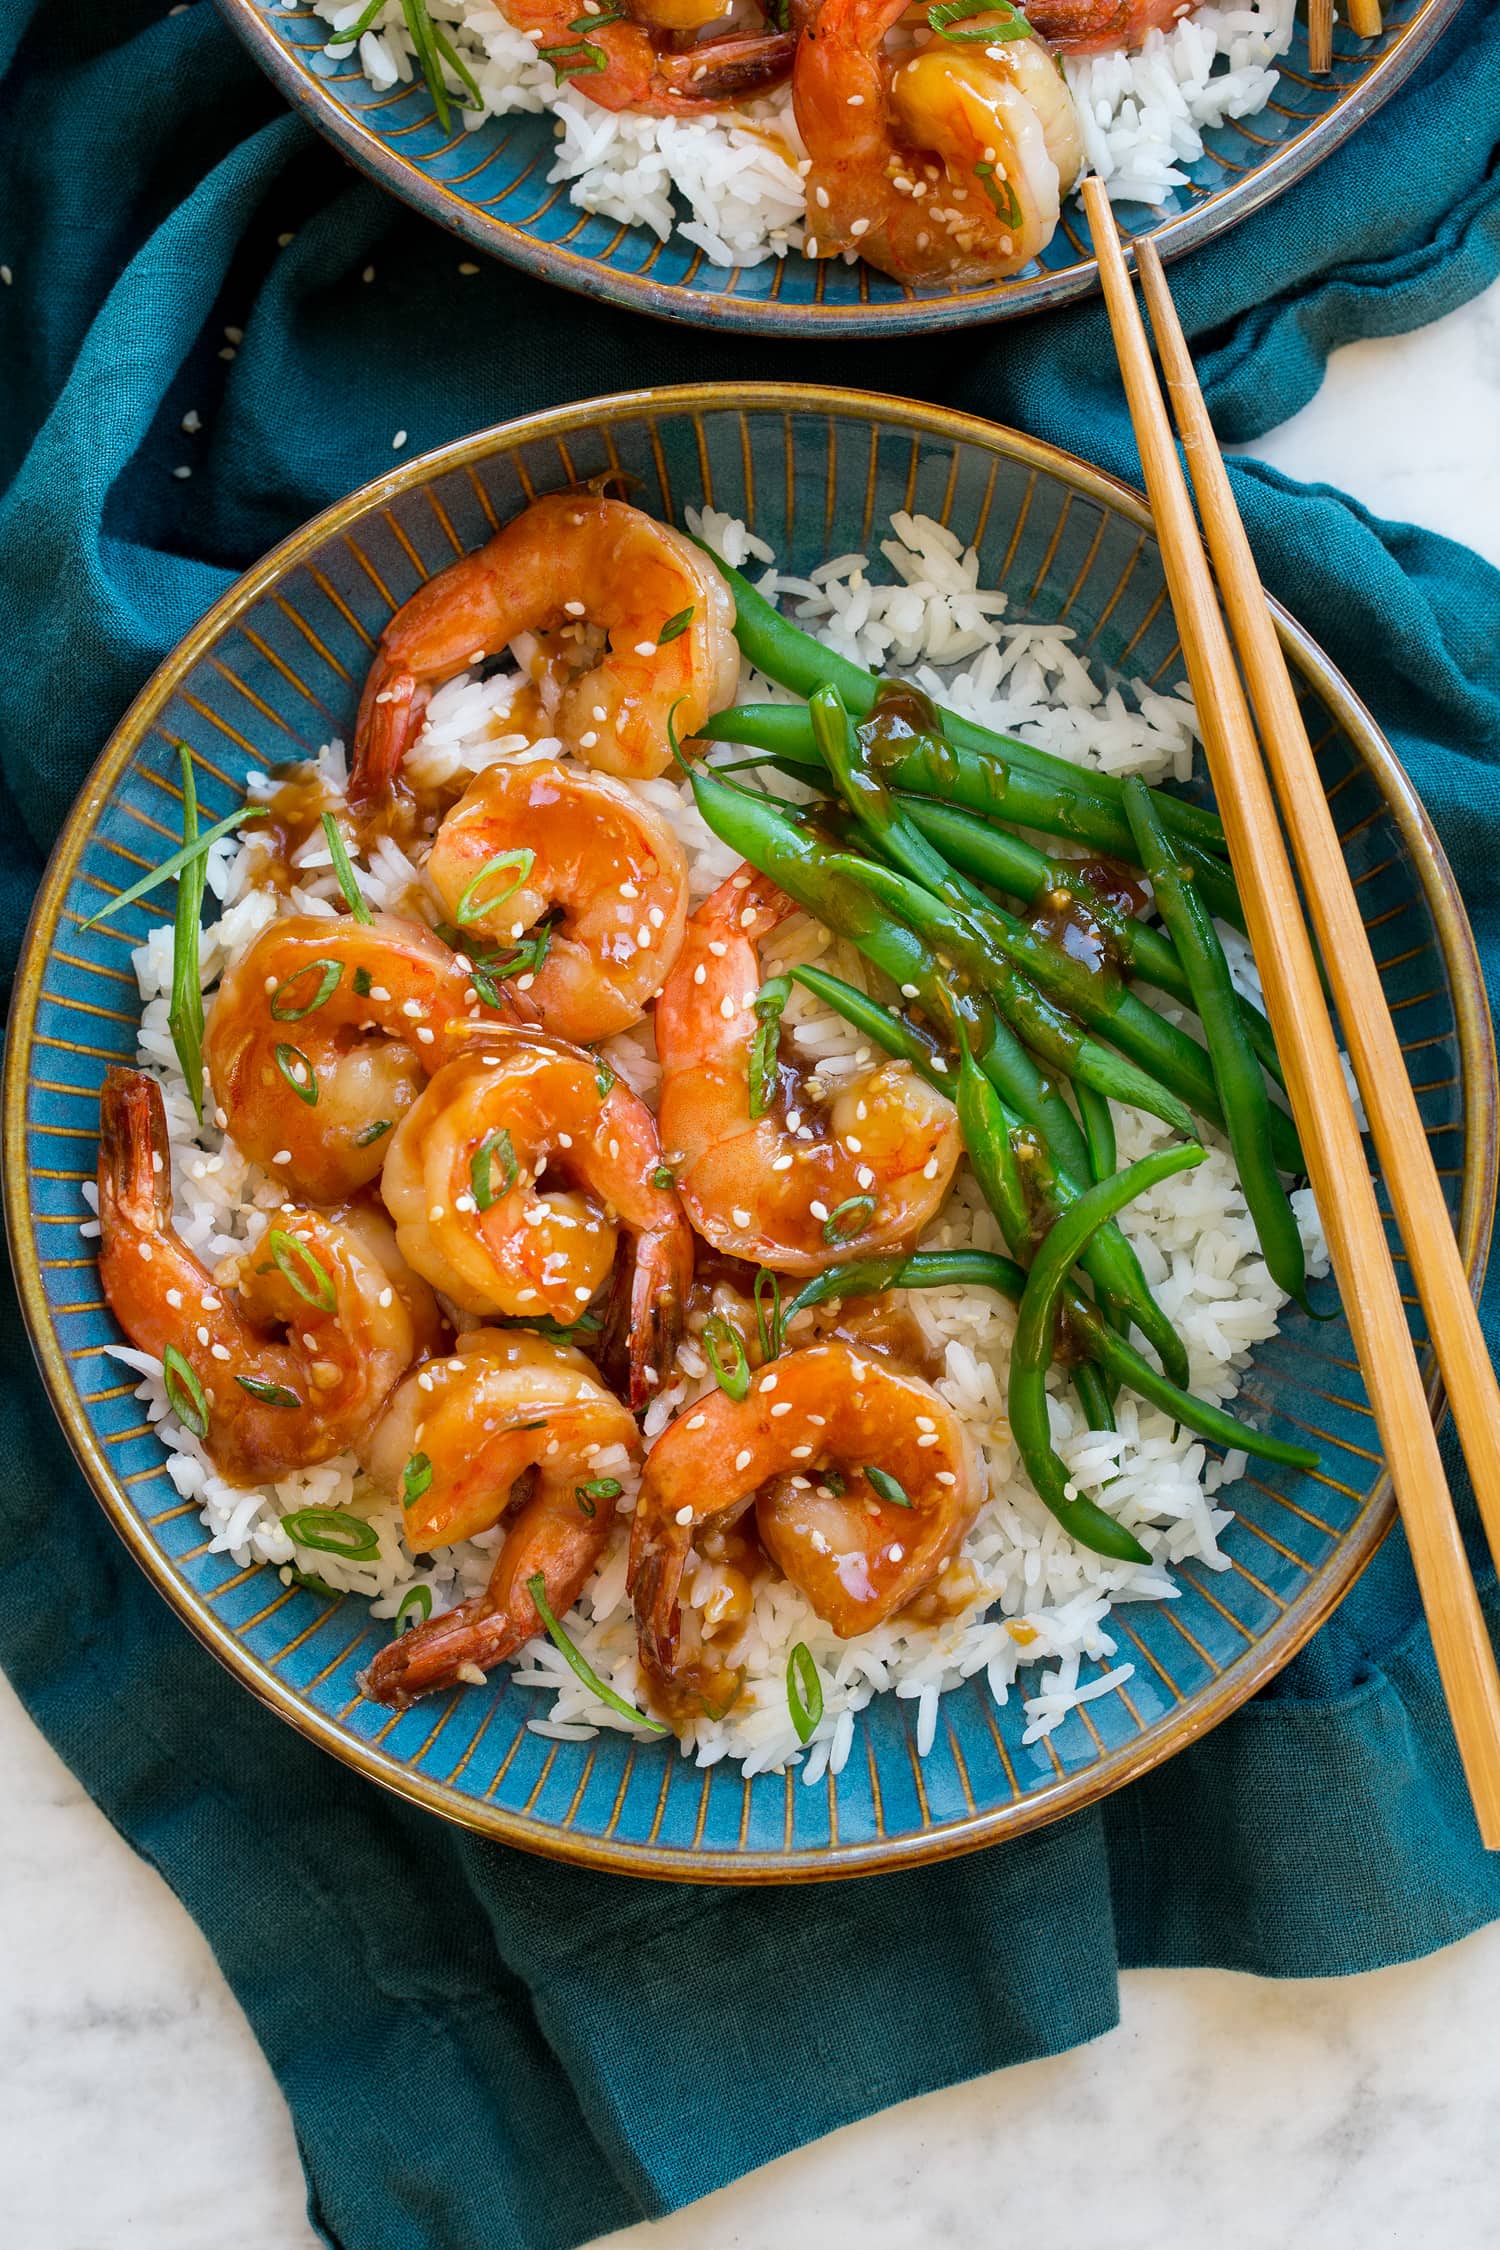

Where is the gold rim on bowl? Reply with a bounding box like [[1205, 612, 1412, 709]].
[[6, 384, 1494, 1880]]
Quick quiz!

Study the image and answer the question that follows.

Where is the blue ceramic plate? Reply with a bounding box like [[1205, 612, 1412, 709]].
[[7, 388, 1493, 1880], [216, 0, 1459, 334]]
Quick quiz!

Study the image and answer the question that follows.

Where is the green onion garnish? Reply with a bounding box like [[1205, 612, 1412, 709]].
[[538, 37, 607, 73], [865, 1465, 912, 1508], [453, 848, 535, 927], [754, 1267, 782, 1362], [974, 161, 1024, 229], [470, 1125, 518, 1211], [702, 1313, 750, 1402], [266, 1229, 337, 1312], [353, 965, 374, 998], [651, 1164, 676, 1190], [403, 1452, 433, 1508], [287, 1564, 340, 1599], [594, 1056, 616, 1099], [786, 1642, 823, 1744], [575, 1475, 623, 1519], [568, 3, 623, 22], [822, 1194, 876, 1246], [353, 1118, 393, 1148], [169, 746, 208, 1123], [928, 0, 1031, 37], [270, 959, 342, 1022], [503, 1309, 602, 1343], [80, 804, 268, 930], [394, 1583, 433, 1634], [235, 1374, 303, 1408], [282, 1508, 380, 1560], [325, 0, 384, 52], [656, 604, 694, 644], [824, 1469, 847, 1498], [747, 974, 790, 1121], [526, 1573, 668, 1731], [320, 811, 373, 925], [162, 1344, 209, 1439], [274, 1042, 319, 1107]]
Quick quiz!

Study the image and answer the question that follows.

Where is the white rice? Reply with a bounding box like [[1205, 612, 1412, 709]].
[[305, 0, 1295, 270], [101, 506, 1328, 1775]]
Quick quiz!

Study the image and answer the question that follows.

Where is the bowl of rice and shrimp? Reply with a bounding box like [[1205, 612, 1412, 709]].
[[8, 387, 1491, 1879], [215, 0, 1461, 332]]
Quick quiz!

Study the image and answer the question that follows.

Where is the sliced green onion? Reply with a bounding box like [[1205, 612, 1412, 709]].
[[325, 0, 384, 50], [538, 37, 607, 72], [575, 1475, 623, 1519], [266, 1229, 337, 1312], [786, 1641, 823, 1743], [928, 0, 1031, 37], [428, 14, 484, 109], [403, 1452, 433, 1509], [454, 848, 535, 927], [353, 965, 374, 998], [470, 1125, 518, 1211], [162, 1344, 209, 1439], [281, 1508, 380, 1560], [80, 803, 268, 930], [235, 1374, 303, 1408], [353, 1118, 393, 1148], [702, 1313, 750, 1402], [651, 1164, 676, 1190], [286, 1564, 340, 1599], [594, 1056, 616, 1099], [754, 1267, 782, 1362], [657, 604, 695, 645], [569, 3, 623, 22], [274, 1043, 319, 1108], [394, 1583, 433, 1634], [320, 811, 373, 925], [503, 1309, 602, 1343], [169, 746, 208, 1122], [269, 959, 342, 1022], [823, 1469, 847, 1498], [865, 1465, 912, 1508], [975, 161, 1024, 229], [527, 1573, 669, 1730], [747, 973, 790, 1121], [822, 1194, 876, 1246]]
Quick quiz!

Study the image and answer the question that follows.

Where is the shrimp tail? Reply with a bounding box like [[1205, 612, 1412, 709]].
[[601, 1222, 693, 1412], [349, 668, 427, 805], [626, 1532, 684, 1682], [98, 1066, 173, 1237], [359, 1592, 526, 1710], [654, 29, 798, 101]]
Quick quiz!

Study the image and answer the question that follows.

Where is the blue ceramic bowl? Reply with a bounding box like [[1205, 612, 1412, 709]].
[[216, 0, 1459, 334], [7, 389, 1493, 1879]]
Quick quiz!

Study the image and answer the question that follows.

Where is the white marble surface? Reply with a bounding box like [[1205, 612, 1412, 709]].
[[4, 277, 1499, 2250]]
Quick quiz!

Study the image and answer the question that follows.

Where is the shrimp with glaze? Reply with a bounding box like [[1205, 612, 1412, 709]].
[[656, 865, 961, 1273]]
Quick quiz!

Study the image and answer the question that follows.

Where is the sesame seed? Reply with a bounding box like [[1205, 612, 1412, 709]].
[[428, 1204, 445, 1221], [211, 1344, 232, 1362], [734, 1448, 754, 1471], [917, 1432, 939, 1447], [807, 1414, 826, 1427], [593, 705, 608, 721], [888, 1544, 905, 1563], [719, 995, 736, 1019], [636, 925, 651, 949], [272, 1149, 291, 1166], [369, 985, 390, 1002], [693, 963, 707, 985], [166, 1288, 183, 1309], [930, 1057, 948, 1073], [771, 1153, 793, 1172], [362, 265, 375, 283], [851, 219, 869, 237], [415, 1026, 434, 1044], [634, 640, 657, 657], [392, 430, 407, 450], [456, 1663, 488, 1687], [900, 983, 919, 999], [686, 1412, 707, 1430], [846, 92, 864, 104], [557, 1132, 572, 1148], [580, 731, 598, 749], [195, 1325, 210, 1345], [855, 1100, 867, 1121], [564, 600, 586, 617], [916, 1415, 935, 1431], [846, 1136, 862, 1153], [935, 1470, 957, 1487], [708, 939, 727, 957], [923, 1158, 940, 1178], [575, 1284, 593, 1301], [790, 1445, 813, 1459], [378, 1287, 393, 1308], [675, 1503, 694, 1524], [856, 1166, 875, 1190], [809, 1200, 829, 1222], [760, 1372, 778, 1391], [732, 1206, 752, 1227], [770, 1401, 793, 1418]]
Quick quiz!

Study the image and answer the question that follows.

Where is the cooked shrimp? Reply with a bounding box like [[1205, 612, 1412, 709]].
[[98, 1067, 436, 1485], [630, 1339, 979, 1677], [359, 1329, 639, 1708], [205, 911, 524, 1204], [424, 759, 689, 1043], [349, 494, 739, 793], [1026, 0, 1197, 49], [794, 1, 1082, 283], [495, 1, 796, 114], [380, 1035, 694, 1406], [656, 865, 961, 1273]]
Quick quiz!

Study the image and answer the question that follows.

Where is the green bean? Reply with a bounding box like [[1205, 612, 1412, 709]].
[[698, 695, 1242, 929], [788, 959, 1190, 1389], [1122, 779, 1310, 1306], [701, 551, 1230, 857], [809, 685, 1198, 1142], [773, 1246, 1317, 1471], [1075, 1084, 1117, 1184], [1010, 1145, 1208, 1562], [902, 796, 1285, 1091]]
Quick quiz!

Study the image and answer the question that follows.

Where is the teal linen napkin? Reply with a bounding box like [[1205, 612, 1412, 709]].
[[3, 5, 1500, 2244]]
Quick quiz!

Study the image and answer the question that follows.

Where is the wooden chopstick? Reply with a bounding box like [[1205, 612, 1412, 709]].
[[1308, 0, 1333, 71], [1083, 176, 1500, 1848]]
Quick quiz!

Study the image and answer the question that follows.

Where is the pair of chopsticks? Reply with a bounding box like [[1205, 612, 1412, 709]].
[[1082, 178, 1500, 1848], [1308, 0, 1382, 74]]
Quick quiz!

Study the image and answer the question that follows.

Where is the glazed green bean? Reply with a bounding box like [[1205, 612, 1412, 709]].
[[1075, 1083, 1117, 1184], [1010, 1145, 1208, 1562], [1122, 779, 1310, 1307], [699, 550, 1229, 857]]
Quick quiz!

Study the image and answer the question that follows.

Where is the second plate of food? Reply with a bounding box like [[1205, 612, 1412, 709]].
[[8, 386, 1492, 1879], [218, 0, 1459, 332]]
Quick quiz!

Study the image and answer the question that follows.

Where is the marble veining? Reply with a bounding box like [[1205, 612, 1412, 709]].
[[3, 276, 1499, 2249]]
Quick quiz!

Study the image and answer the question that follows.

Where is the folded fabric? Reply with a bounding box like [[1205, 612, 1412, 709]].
[[1, 4, 1498, 2245]]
